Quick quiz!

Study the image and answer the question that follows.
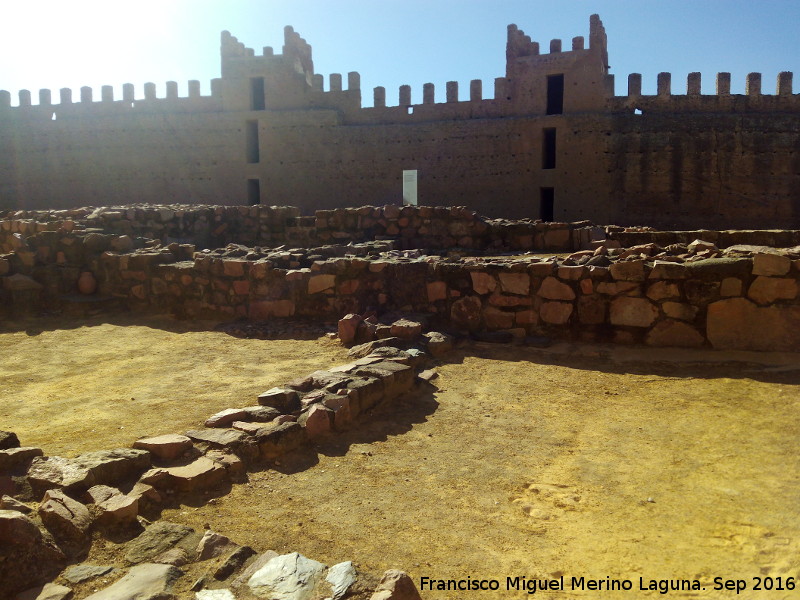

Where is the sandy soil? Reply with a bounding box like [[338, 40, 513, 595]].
[[1, 315, 348, 457], [3, 316, 799, 599]]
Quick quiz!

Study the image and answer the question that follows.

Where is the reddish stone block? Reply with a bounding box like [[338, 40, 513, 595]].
[[707, 297, 800, 351], [232, 280, 250, 295], [540, 301, 573, 324], [498, 272, 530, 295], [450, 296, 483, 331], [537, 276, 575, 301], [747, 276, 798, 305], [470, 271, 497, 295], [646, 320, 705, 348], [426, 281, 447, 302], [483, 307, 515, 330], [752, 253, 791, 277], [222, 260, 246, 277], [609, 297, 658, 327]]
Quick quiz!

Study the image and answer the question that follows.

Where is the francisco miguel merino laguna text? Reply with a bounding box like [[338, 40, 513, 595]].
[[419, 575, 706, 594]]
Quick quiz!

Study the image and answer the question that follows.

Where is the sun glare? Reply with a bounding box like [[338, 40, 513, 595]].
[[2, 0, 182, 100]]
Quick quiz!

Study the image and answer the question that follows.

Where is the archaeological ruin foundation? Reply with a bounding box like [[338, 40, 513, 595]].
[[1, 200, 799, 598], [1, 12, 799, 600]]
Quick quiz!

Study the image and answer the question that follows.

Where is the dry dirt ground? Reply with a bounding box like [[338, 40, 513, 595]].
[[1, 315, 348, 457], [3, 315, 800, 599]]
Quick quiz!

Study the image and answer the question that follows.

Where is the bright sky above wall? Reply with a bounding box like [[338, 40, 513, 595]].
[[1, 0, 799, 106]]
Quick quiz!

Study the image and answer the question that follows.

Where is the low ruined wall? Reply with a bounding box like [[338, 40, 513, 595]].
[[2, 205, 799, 353], [607, 228, 800, 249], [0, 204, 597, 253], [24, 246, 786, 354]]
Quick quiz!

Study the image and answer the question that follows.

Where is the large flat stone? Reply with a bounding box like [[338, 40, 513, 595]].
[[747, 276, 798, 304], [537, 276, 575, 301], [38, 489, 92, 557], [140, 456, 227, 494], [133, 435, 193, 461], [0, 446, 43, 474], [752, 252, 791, 276], [540, 301, 573, 325], [645, 319, 705, 348], [185, 429, 257, 461], [83, 563, 183, 600], [26, 457, 91, 499], [124, 521, 196, 564], [353, 361, 414, 400], [257, 422, 307, 460], [498, 272, 530, 295], [248, 552, 326, 599], [609, 297, 658, 327], [63, 564, 115, 584], [707, 297, 800, 351], [72, 449, 151, 489], [205, 408, 249, 428]]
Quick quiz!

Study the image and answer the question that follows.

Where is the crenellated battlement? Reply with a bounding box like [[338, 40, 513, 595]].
[[5, 14, 795, 122], [1, 14, 799, 229], [0, 79, 223, 120], [612, 70, 799, 113]]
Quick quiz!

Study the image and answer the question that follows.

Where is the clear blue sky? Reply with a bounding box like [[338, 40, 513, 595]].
[[1, 0, 799, 105]]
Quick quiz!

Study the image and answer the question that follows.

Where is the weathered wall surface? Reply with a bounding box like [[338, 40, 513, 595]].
[[607, 108, 800, 229], [0, 105, 244, 210]]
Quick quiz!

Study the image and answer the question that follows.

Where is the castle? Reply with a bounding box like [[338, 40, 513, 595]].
[[1, 15, 798, 229]]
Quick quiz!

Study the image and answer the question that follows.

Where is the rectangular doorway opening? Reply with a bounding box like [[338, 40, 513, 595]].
[[246, 120, 260, 163], [540, 187, 554, 222], [542, 127, 556, 169], [250, 77, 266, 111], [247, 179, 261, 205], [546, 74, 564, 115]]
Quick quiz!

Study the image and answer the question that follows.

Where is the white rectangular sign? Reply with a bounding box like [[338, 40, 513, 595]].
[[402, 169, 418, 206]]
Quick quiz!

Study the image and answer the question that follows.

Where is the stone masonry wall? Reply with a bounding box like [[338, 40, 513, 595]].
[[0, 204, 594, 253], [2, 205, 799, 353]]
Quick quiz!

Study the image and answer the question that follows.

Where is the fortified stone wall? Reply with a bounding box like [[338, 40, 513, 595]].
[[2, 16, 798, 229]]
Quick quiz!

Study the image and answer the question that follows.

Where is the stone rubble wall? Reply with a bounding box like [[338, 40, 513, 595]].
[[97, 250, 798, 352], [0, 203, 595, 253], [2, 205, 800, 352], [606, 227, 800, 249]]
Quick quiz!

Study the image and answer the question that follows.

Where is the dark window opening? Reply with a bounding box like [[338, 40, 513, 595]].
[[540, 187, 554, 221], [246, 120, 260, 163], [247, 179, 261, 205], [542, 127, 557, 169], [546, 74, 564, 115], [250, 77, 265, 110]]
